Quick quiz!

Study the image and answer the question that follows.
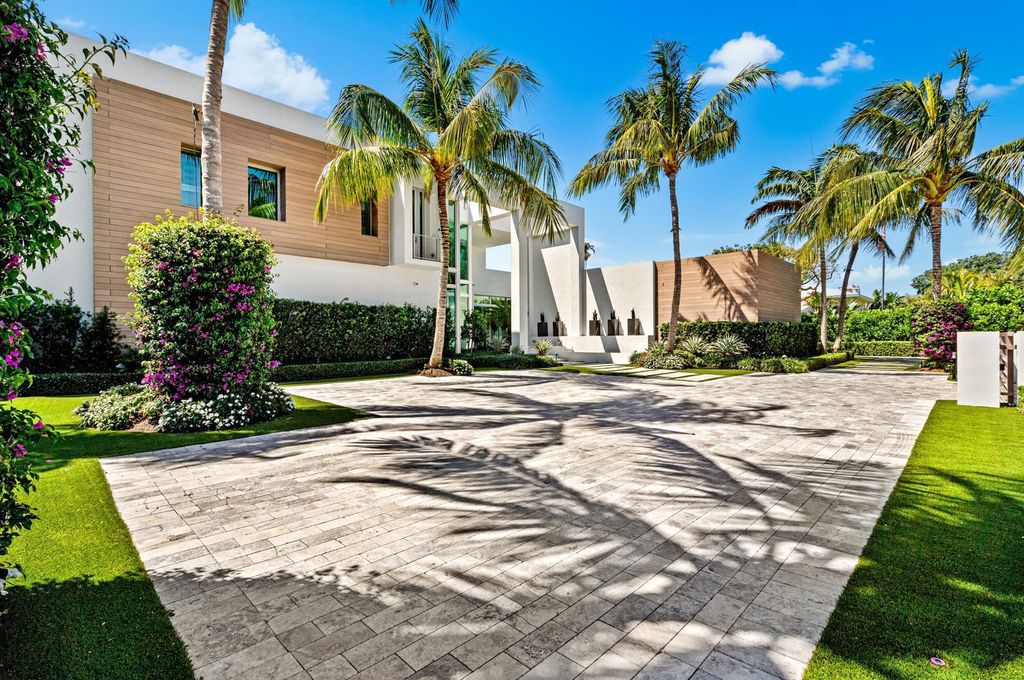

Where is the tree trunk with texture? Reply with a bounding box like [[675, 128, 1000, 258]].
[[665, 173, 682, 353], [930, 203, 943, 300], [200, 0, 229, 215], [428, 180, 450, 370], [819, 248, 828, 353], [832, 241, 860, 352]]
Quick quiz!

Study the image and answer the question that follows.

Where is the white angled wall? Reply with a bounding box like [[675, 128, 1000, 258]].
[[585, 262, 656, 337], [956, 331, 1002, 408]]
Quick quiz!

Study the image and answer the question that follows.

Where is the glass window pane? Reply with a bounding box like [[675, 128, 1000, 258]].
[[361, 200, 377, 236], [181, 150, 201, 207], [459, 224, 469, 281], [448, 201, 457, 268], [248, 166, 280, 220]]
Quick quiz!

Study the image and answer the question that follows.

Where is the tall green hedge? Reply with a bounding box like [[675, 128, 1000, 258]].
[[844, 307, 912, 341], [963, 285, 1024, 331], [657, 321, 818, 358], [272, 299, 444, 364]]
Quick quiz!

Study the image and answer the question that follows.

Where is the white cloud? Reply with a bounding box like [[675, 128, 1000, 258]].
[[58, 17, 89, 30], [703, 32, 784, 85], [851, 263, 910, 289], [139, 23, 330, 112], [941, 74, 1024, 99], [780, 41, 874, 90]]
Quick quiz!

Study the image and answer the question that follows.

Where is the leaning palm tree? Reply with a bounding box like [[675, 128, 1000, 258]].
[[834, 50, 1024, 299], [316, 20, 565, 373], [569, 42, 775, 352], [199, 0, 460, 214], [746, 156, 837, 352]]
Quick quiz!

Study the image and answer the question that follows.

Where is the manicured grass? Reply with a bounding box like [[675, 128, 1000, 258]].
[[544, 365, 750, 379], [0, 393, 364, 679], [805, 401, 1024, 679]]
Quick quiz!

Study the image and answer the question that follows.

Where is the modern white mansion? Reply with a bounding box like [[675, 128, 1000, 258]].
[[32, 35, 801, 363]]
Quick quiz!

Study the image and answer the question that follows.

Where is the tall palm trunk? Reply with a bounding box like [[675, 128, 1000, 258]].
[[929, 203, 943, 300], [832, 241, 860, 352], [428, 180, 450, 369], [818, 246, 828, 353], [201, 0, 230, 215], [665, 173, 682, 352]]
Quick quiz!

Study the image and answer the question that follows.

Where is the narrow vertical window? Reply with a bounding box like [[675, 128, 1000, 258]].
[[247, 165, 282, 220], [181, 149, 201, 207], [361, 200, 378, 237]]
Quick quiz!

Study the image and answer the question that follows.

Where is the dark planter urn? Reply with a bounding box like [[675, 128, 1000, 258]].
[[589, 320, 602, 336]]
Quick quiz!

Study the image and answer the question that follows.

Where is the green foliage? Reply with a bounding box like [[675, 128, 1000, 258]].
[[21, 371, 142, 396], [461, 352, 555, 370], [739, 352, 851, 373], [444, 358, 474, 376], [911, 301, 971, 367], [911, 252, 1016, 294], [273, 358, 424, 383], [532, 339, 553, 356], [844, 307, 913, 341], [462, 299, 510, 351], [655, 321, 819, 358], [72, 384, 161, 430], [18, 295, 126, 372], [125, 213, 278, 403], [848, 341, 915, 357], [963, 285, 1024, 332], [1, 2, 124, 568], [273, 299, 442, 364]]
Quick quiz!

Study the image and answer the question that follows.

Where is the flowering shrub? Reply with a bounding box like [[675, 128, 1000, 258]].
[[911, 301, 971, 368], [157, 384, 293, 432], [125, 213, 281, 406], [1, 2, 124, 575], [73, 383, 162, 430], [444, 358, 474, 376]]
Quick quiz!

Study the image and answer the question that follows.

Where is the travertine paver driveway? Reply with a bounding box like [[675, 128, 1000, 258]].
[[102, 367, 953, 680]]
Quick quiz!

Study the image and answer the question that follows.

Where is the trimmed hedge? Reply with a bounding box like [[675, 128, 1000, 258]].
[[737, 351, 852, 374], [848, 341, 915, 357], [273, 358, 425, 383], [657, 321, 818, 358], [23, 371, 143, 396], [273, 299, 439, 364], [462, 352, 557, 370], [844, 307, 912, 342]]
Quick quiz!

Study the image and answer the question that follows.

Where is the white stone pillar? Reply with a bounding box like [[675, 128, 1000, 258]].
[[510, 211, 531, 350], [956, 331, 1002, 407]]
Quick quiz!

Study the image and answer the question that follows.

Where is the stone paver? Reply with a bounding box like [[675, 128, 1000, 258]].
[[101, 368, 952, 679]]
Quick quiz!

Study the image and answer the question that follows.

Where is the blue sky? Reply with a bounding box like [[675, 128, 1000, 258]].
[[45, 0, 1024, 293]]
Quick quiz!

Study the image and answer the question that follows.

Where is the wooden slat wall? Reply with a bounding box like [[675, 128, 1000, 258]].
[[653, 250, 801, 328], [92, 79, 389, 314]]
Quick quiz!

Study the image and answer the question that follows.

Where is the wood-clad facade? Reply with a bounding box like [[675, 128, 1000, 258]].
[[91, 78, 389, 315], [654, 250, 801, 328]]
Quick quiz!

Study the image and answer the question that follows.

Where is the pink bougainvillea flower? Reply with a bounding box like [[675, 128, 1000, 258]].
[[48, 194, 59, 204], [33, 421, 45, 430], [3, 22, 30, 42], [4, 254, 24, 269], [930, 657, 947, 667], [11, 443, 27, 458], [35, 41, 46, 61]]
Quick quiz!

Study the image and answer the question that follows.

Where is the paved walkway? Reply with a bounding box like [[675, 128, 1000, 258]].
[[571, 364, 726, 382], [102, 368, 953, 680]]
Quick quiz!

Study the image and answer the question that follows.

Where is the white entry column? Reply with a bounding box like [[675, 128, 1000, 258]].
[[510, 210, 531, 350]]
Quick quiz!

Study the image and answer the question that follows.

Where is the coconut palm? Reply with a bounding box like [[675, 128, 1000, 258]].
[[569, 41, 775, 352], [316, 20, 565, 372], [746, 156, 837, 352], [199, 0, 460, 214], [834, 51, 1024, 299]]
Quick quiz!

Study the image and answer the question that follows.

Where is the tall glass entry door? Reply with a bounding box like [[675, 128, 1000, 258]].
[[446, 201, 472, 352]]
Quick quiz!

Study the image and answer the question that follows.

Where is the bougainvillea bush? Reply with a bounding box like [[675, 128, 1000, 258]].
[[78, 212, 293, 432], [1, 1, 124, 574], [911, 301, 972, 369]]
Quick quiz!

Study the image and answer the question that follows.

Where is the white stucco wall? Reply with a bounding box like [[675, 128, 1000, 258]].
[[274, 254, 438, 307], [531, 229, 583, 336], [956, 331, 1002, 407], [585, 262, 656, 337]]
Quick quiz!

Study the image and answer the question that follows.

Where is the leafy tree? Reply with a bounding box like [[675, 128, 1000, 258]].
[[829, 52, 1024, 299], [569, 41, 775, 352], [316, 21, 565, 372], [910, 251, 1016, 293]]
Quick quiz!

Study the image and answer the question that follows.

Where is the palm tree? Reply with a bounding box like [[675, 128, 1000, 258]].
[[315, 20, 565, 373], [746, 157, 836, 352], [569, 42, 775, 352], [199, 0, 460, 215], [200, 0, 246, 214], [834, 51, 1024, 299]]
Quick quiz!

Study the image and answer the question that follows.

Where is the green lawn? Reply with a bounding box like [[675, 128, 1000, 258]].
[[0, 393, 364, 680], [544, 365, 751, 379], [805, 401, 1024, 679]]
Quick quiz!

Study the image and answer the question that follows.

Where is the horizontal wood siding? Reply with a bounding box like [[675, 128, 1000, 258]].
[[92, 79, 389, 314], [753, 251, 802, 321]]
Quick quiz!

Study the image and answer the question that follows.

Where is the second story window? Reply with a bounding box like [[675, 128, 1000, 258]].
[[181, 149, 201, 207], [247, 165, 283, 220], [361, 200, 378, 237]]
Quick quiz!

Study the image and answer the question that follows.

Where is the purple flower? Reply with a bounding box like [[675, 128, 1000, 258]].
[[11, 443, 27, 458], [4, 23, 29, 42], [5, 389, 16, 401], [33, 420, 44, 430], [4, 254, 23, 269], [48, 194, 59, 204], [35, 41, 46, 62]]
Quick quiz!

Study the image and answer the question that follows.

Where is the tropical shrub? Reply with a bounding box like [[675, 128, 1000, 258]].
[[843, 307, 913, 342], [73, 383, 162, 430], [911, 301, 971, 368], [444, 358, 474, 376], [736, 352, 851, 373], [656, 321, 817, 357], [157, 385, 294, 432], [462, 351, 555, 370], [964, 285, 1024, 332], [1, 3, 124, 572], [18, 295, 126, 372], [272, 299, 445, 364], [848, 341, 915, 357], [532, 339, 553, 356], [707, 334, 748, 366]]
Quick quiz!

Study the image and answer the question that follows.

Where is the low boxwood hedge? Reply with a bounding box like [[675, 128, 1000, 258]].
[[848, 341, 916, 357], [272, 358, 426, 382], [657, 320, 818, 358], [462, 352, 557, 369], [737, 351, 852, 374], [23, 371, 144, 396]]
